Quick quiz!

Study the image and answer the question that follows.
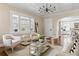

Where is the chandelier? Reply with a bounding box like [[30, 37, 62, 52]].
[[39, 3, 56, 15]]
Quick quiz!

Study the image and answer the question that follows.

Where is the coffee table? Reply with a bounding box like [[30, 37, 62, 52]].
[[29, 41, 50, 56]]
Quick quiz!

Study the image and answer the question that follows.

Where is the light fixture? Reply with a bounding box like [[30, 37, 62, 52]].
[[38, 3, 56, 15]]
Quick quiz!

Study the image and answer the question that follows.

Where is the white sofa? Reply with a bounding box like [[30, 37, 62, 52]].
[[3, 34, 22, 52]]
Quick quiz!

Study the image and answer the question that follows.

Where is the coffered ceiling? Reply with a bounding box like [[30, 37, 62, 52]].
[[7, 3, 79, 17]]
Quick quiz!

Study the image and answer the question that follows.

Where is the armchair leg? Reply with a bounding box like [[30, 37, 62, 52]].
[[11, 47, 14, 52]]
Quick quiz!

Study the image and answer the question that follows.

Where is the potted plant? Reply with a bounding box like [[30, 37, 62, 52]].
[[39, 35, 45, 43], [32, 34, 40, 42]]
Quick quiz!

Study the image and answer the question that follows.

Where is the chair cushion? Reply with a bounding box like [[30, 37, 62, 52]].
[[12, 36, 21, 43]]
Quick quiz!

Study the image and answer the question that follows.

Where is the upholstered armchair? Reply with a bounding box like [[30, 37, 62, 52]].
[[30, 32, 40, 41], [3, 34, 22, 52]]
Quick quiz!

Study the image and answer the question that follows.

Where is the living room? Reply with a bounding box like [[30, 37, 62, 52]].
[[0, 3, 79, 56]]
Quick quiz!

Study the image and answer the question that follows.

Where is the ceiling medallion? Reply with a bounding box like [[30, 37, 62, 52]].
[[39, 3, 56, 15]]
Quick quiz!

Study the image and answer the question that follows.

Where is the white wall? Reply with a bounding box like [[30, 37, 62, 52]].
[[44, 18, 54, 37], [0, 4, 10, 34]]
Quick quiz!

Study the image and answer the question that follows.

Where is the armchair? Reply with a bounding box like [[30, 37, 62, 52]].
[[3, 34, 22, 52], [30, 32, 40, 40]]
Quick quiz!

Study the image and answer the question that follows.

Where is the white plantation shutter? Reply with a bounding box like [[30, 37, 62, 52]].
[[10, 11, 35, 34], [20, 16, 31, 33], [11, 14, 20, 33]]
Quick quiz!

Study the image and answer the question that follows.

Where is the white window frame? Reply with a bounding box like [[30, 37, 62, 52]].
[[10, 11, 35, 34]]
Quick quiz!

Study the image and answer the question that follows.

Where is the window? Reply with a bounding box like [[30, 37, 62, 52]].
[[20, 16, 31, 33], [10, 14, 19, 33], [10, 11, 35, 34]]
